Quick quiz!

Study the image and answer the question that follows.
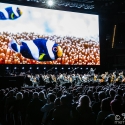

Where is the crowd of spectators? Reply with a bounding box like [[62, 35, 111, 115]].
[[0, 83, 125, 125]]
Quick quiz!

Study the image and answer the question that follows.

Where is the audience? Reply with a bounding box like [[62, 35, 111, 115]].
[[53, 95, 74, 125], [10, 92, 23, 125], [41, 93, 56, 123], [92, 91, 106, 116], [96, 97, 111, 125], [122, 93, 125, 112], [39, 91, 47, 105], [27, 92, 44, 125], [76, 95, 96, 125], [102, 99, 123, 125], [109, 89, 116, 100], [0, 80, 125, 125], [5, 90, 16, 125]]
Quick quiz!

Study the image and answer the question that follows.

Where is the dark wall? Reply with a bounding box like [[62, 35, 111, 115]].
[[99, 14, 125, 71], [0, 76, 24, 89]]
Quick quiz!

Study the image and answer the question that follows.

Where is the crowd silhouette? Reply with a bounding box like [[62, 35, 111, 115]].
[[0, 77, 125, 125]]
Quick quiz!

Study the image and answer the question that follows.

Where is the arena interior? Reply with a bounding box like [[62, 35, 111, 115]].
[[0, 0, 125, 125]]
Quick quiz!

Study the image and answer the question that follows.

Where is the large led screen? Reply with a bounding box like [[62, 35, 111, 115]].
[[0, 2, 100, 65]]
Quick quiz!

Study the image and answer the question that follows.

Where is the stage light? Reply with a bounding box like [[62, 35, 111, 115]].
[[29, 67, 32, 69], [86, 68, 88, 70], [47, 0, 54, 6], [22, 67, 24, 69], [37, 67, 39, 69], [112, 25, 116, 48], [80, 68, 83, 70], [55, 67, 57, 70], [68, 67, 70, 70], [6, 67, 9, 69], [62, 67, 64, 69], [14, 67, 17, 69], [44, 67, 46, 69]]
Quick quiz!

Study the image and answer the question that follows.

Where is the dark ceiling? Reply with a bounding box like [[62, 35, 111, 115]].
[[1, 0, 125, 14], [1, 0, 124, 23]]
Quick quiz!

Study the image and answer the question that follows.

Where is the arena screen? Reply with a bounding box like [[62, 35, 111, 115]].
[[0, 2, 100, 65]]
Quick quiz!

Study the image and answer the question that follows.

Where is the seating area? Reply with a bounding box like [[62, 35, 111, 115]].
[[0, 82, 125, 125]]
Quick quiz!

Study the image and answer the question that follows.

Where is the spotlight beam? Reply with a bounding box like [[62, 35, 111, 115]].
[[47, 0, 54, 6]]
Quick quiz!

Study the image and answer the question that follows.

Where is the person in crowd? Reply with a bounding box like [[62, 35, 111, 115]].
[[87, 90, 94, 102], [21, 91, 31, 125], [122, 93, 125, 112], [39, 91, 47, 105], [102, 99, 123, 125], [114, 94, 123, 104], [5, 90, 16, 125], [41, 93, 56, 123], [92, 91, 106, 116], [45, 98, 60, 125], [109, 89, 116, 101], [0, 90, 6, 125], [27, 92, 44, 125], [93, 92, 99, 105], [89, 68, 96, 81], [10, 92, 23, 125], [96, 97, 112, 125], [76, 95, 96, 125], [117, 88, 123, 96], [53, 95, 75, 125]]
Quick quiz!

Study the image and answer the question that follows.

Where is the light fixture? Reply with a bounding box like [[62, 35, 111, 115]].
[[6, 67, 9, 69], [47, 0, 54, 6]]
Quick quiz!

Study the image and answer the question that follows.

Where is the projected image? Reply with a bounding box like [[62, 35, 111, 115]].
[[0, 3, 100, 65]]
